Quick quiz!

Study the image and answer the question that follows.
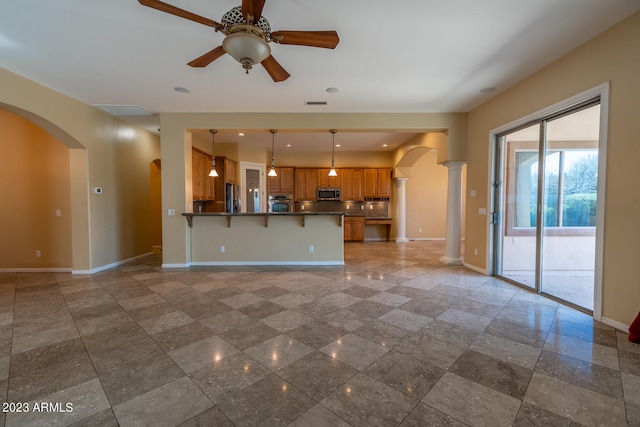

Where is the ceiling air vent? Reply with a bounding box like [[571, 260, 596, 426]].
[[305, 101, 327, 106], [93, 104, 155, 116]]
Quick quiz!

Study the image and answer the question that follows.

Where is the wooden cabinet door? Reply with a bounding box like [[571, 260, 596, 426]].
[[280, 167, 295, 192], [352, 169, 364, 201], [295, 168, 317, 201], [344, 216, 364, 241], [267, 170, 281, 193], [192, 150, 204, 200], [225, 158, 237, 184], [377, 169, 391, 197], [353, 218, 365, 241], [340, 169, 352, 200], [363, 169, 377, 197], [318, 168, 340, 187], [305, 169, 318, 200]]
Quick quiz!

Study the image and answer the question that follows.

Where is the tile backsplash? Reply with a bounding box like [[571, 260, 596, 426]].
[[294, 201, 389, 218]]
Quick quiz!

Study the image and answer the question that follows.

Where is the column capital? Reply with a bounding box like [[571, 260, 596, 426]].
[[442, 160, 467, 170]]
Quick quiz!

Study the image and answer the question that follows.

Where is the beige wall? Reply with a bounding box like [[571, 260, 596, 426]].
[[189, 215, 343, 264], [0, 68, 161, 271], [405, 150, 466, 239], [465, 12, 640, 326], [0, 109, 72, 268]]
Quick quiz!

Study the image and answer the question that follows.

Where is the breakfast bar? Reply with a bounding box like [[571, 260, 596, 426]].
[[183, 212, 345, 265]]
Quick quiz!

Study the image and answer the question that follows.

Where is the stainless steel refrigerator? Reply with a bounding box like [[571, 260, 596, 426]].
[[225, 183, 240, 213]]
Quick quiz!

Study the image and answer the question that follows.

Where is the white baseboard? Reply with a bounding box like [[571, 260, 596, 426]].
[[189, 261, 345, 266], [406, 237, 446, 241], [463, 262, 489, 275], [162, 263, 190, 268], [0, 267, 72, 273], [601, 317, 629, 333], [74, 252, 153, 275]]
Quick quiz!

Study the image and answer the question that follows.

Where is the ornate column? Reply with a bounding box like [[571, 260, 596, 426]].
[[395, 178, 409, 243], [440, 161, 466, 265]]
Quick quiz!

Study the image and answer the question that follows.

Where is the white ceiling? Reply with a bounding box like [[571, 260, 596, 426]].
[[2, 0, 639, 151]]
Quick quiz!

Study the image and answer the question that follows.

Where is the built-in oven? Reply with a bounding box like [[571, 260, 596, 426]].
[[268, 194, 293, 213], [317, 187, 341, 200]]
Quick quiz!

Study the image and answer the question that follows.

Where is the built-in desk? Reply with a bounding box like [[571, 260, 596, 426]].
[[365, 218, 393, 241]]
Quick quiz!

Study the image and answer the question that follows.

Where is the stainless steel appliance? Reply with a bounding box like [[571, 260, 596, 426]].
[[268, 194, 292, 212], [226, 183, 240, 212], [317, 187, 341, 200]]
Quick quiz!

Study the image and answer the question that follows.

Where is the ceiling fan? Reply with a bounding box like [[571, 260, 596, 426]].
[[138, 0, 340, 82]]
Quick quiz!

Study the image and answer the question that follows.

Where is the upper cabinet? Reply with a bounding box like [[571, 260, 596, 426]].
[[294, 168, 318, 201], [317, 168, 341, 188], [224, 158, 237, 184], [364, 168, 391, 199], [340, 168, 364, 201], [192, 148, 214, 200], [267, 167, 294, 193]]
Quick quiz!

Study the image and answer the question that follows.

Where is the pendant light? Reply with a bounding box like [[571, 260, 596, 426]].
[[268, 129, 278, 177], [328, 129, 338, 176], [208, 129, 219, 177]]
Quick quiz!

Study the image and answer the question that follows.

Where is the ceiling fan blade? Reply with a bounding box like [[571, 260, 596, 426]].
[[270, 30, 339, 49], [241, 0, 266, 23], [188, 46, 226, 68], [138, 0, 223, 30], [261, 55, 290, 82]]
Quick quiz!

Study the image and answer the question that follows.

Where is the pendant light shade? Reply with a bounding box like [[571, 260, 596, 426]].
[[208, 129, 219, 177], [268, 129, 278, 177], [328, 129, 338, 176]]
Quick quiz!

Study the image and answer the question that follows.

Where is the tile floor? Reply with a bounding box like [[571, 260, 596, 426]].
[[0, 241, 639, 426]]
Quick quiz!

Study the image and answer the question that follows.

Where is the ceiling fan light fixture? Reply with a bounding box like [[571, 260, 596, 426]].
[[222, 31, 271, 71]]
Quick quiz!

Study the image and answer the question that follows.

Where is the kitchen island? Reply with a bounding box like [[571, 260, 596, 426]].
[[182, 212, 344, 265]]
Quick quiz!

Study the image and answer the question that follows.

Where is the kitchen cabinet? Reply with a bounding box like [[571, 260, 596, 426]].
[[317, 168, 341, 188], [344, 216, 364, 241], [294, 168, 318, 201], [267, 167, 294, 193], [224, 158, 237, 184], [364, 168, 392, 199], [192, 148, 214, 200], [340, 168, 363, 201]]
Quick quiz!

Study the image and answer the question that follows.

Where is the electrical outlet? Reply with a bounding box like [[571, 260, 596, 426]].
[[168, 209, 175, 216], [418, 227, 422, 233], [309, 245, 314, 252], [301, 205, 304, 210], [55, 209, 62, 217], [474, 248, 478, 256], [369, 205, 373, 209], [35, 250, 41, 258], [220, 246, 225, 253], [360, 205, 364, 210]]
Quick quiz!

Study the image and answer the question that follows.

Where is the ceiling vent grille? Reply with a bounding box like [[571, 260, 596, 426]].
[[93, 104, 155, 116], [305, 101, 327, 106]]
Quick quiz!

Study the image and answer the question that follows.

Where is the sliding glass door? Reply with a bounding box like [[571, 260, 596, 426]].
[[494, 100, 601, 312]]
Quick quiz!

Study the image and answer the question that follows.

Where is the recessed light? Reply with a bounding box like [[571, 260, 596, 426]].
[[382, 144, 388, 147], [479, 87, 496, 94], [336, 144, 341, 148], [238, 132, 245, 136], [326, 87, 339, 94], [286, 144, 292, 147], [174, 87, 190, 93]]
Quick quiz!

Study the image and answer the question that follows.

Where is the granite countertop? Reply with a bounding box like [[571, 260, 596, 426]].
[[183, 212, 344, 217]]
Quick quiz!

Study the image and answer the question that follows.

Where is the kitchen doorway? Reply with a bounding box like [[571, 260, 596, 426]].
[[490, 86, 608, 315], [240, 161, 266, 213]]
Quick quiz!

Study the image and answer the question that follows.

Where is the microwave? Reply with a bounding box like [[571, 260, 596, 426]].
[[317, 187, 341, 200]]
